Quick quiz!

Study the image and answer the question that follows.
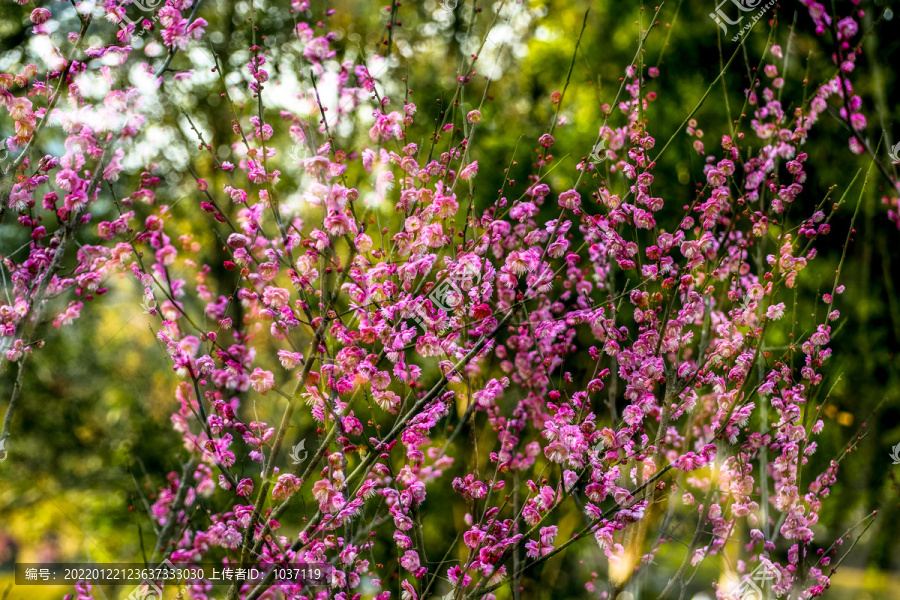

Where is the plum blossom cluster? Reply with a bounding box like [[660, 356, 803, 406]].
[[0, 2, 894, 600]]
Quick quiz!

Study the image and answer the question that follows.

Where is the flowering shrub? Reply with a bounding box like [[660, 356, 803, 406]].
[[1, 1, 897, 600]]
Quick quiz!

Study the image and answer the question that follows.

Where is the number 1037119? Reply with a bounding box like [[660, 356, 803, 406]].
[[275, 567, 326, 581]]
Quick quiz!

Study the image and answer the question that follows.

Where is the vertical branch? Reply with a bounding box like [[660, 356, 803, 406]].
[[655, 470, 718, 600], [0, 354, 29, 453], [151, 457, 200, 562]]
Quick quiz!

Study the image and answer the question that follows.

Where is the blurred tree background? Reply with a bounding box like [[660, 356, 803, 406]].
[[1, 0, 900, 598]]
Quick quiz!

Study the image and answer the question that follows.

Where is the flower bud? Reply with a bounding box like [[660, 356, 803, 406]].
[[30, 8, 51, 24]]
